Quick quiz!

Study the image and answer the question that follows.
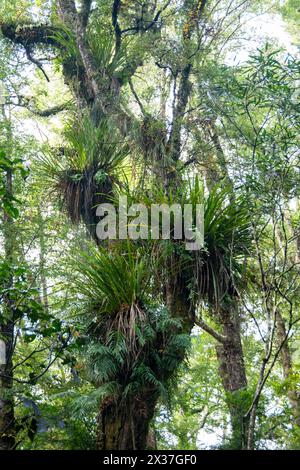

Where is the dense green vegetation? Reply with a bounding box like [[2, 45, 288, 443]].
[[0, 0, 299, 450]]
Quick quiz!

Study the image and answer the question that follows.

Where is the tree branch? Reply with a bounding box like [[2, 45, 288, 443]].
[[25, 46, 50, 82], [121, 0, 173, 34], [0, 22, 62, 47], [32, 103, 71, 117], [128, 78, 145, 115], [112, 0, 122, 54], [195, 317, 227, 344], [167, 0, 208, 162], [144, 0, 173, 32], [80, 0, 92, 29]]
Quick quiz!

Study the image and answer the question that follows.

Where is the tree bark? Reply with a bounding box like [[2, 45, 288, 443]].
[[37, 207, 49, 313], [0, 165, 15, 450], [276, 311, 300, 430], [215, 303, 248, 449], [0, 323, 15, 450], [97, 392, 157, 450], [196, 121, 249, 448], [275, 220, 300, 442]]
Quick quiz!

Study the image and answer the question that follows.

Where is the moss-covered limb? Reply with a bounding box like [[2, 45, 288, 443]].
[[6, 93, 72, 116], [0, 20, 92, 110], [0, 22, 62, 47], [31, 103, 71, 117], [0, 20, 92, 108], [195, 317, 227, 344]]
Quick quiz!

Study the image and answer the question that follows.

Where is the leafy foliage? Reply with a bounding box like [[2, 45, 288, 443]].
[[71, 245, 190, 407], [34, 115, 128, 230]]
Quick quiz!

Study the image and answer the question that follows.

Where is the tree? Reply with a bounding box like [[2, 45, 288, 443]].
[[0, 0, 299, 451]]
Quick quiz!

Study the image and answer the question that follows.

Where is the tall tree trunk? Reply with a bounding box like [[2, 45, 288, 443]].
[[0, 166, 15, 450], [0, 324, 15, 450], [37, 207, 49, 313], [215, 303, 248, 449], [198, 122, 248, 448], [97, 392, 157, 450], [275, 220, 300, 442], [96, 281, 193, 451], [165, 278, 194, 335], [276, 311, 300, 433]]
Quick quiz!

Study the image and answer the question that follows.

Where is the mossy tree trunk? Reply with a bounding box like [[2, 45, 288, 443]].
[[97, 392, 158, 450], [0, 164, 15, 450], [276, 311, 300, 438], [215, 304, 248, 449]]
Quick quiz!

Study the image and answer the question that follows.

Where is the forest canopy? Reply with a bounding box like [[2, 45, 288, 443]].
[[0, 0, 300, 452]]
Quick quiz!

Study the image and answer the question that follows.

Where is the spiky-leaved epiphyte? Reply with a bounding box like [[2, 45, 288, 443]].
[[115, 179, 253, 310], [192, 186, 253, 309], [34, 115, 129, 237], [71, 245, 190, 405]]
